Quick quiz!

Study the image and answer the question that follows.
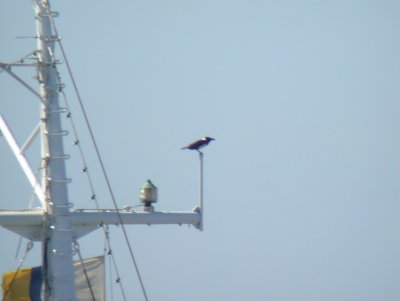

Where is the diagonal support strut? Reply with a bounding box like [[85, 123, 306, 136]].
[[0, 115, 46, 208]]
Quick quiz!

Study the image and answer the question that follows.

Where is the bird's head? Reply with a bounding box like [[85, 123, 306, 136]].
[[203, 137, 215, 142]]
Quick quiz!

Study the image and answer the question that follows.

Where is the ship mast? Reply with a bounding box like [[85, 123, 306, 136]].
[[34, 0, 76, 300], [0, 1, 206, 300]]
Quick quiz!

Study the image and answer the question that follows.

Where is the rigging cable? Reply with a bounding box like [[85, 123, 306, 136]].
[[104, 227, 115, 301], [73, 241, 97, 301], [4, 241, 34, 300], [15, 164, 43, 259], [103, 225, 128, 301], [47, 7, 149, 301], [60, 86, 128, 301]]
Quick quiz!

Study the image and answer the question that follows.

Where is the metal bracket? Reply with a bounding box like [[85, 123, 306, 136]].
[[0, 63, 43, 101]]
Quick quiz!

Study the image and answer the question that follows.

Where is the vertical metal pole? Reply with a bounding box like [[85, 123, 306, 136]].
[[33, 0, 76, 300], [199, 151, 204, 231]]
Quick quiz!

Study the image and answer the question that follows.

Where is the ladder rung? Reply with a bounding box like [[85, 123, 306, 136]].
[[51, 154, 71, 160], [48, 177, 71, 183], [44, 130, 69, 136], [47, 107, 67, 113]]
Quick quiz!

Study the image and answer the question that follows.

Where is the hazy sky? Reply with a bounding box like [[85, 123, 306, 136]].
[[1, 1, 400, 300]]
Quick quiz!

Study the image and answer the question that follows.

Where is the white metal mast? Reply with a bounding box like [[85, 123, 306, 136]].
[[34, 0, 76, 300], [0, 1, 205, 300]]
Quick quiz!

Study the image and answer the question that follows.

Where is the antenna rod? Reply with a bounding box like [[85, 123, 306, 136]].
[[199, 151, 204, 231]]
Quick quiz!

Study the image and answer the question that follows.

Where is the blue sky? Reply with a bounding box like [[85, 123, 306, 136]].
[[1, 0, 400, 300]]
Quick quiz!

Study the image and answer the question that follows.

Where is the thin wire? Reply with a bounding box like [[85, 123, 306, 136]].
[[60, 85, 128, 301], [53, 19, 127, 300], [104, 225, 128, 301], [48, 10, 149, 301], [103, 233, 114, 301], [108, 253, 114, 301], [4, 241, 34, 300], [73, 241, 96, 301], [61, 90, 97, 200], [16, 163, 43, 259]]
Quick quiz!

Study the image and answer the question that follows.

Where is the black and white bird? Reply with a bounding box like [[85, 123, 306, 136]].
[[181, 137, 215, 151]]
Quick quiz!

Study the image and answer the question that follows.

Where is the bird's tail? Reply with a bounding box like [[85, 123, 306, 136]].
[[181, 147, 188, 150]]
